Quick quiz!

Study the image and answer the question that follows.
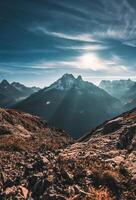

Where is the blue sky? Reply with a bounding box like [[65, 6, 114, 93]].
[[0, 0, 136, 87]]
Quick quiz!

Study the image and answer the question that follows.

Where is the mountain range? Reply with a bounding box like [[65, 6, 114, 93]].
[[0, 107, 135, 199], [99, 79, 136, 112], [123, 83, 136, 110], [14, 74, 122, 138], [99, 79, 135, 102], [0, 80, 40, 108], [1, 75, 136, 138]]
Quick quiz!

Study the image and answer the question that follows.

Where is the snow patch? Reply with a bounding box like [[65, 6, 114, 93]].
[[46, 101, 51, 105]]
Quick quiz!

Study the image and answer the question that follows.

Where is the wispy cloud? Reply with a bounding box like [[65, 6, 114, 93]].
[[30, 0, 136, 48], [92, 0, 136, 47], [123, 40, 136, 47], [31, 27, 97, 42], [56, 44, 109, 51]]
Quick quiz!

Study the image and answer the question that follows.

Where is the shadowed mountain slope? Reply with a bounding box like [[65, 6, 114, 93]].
[[0, 80, 40, 108], [14, 74, 122, 138]]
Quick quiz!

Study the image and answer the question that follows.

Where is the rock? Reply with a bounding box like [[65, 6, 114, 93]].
[[32, 159, 44, 171], [0, 126, 12, 135], [103, 120, 122, 134], [61, 169, 74, 184], [4, 178, 13, 188], [43, 193, 67, 200], [4, 186, 16, 196], [117, 126, 136, 149], [19, 186, 28, 199], [24, 164, 33, 176], [28, 173, 44, 189], [42, 157, 50, 165], [0, 172, 7, 184]]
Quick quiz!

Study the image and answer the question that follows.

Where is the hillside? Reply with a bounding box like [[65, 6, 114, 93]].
[[0, 108, 135, 199]]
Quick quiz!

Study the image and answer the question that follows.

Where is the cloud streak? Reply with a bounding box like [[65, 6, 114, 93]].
[[31, 27, 97, 42], [56, 44, 110, 51]]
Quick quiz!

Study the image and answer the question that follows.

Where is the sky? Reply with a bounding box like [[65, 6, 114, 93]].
[[0, 0, 136, 87]]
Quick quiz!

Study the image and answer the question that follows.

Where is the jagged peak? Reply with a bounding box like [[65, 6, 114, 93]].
[[44, 74, 76, 92], [43, 74, 96, 92], [12, 81, 21, 85], [77, 75, 82, 81], [0, 79, 10, 87], [1, 79, 9, 84], [43, 74, 85, 92], [11, 82, 27, 89], [61, 73, 75, 80]]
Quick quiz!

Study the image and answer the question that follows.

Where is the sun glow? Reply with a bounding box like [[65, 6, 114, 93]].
[[78, 53, 107, 71]]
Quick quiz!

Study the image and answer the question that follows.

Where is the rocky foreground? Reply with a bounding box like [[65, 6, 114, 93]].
[[0, 108, 136, 200]]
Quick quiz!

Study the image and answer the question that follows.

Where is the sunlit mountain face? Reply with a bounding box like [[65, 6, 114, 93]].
[[0, 0, 136, 87]]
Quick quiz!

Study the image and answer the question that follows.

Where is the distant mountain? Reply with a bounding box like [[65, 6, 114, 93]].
[[123, 82, 136, 101], [124, 98, 136, 111], [11, 82, 40, 97], [0, 80, 23, 107], [0, 80, 41, 108], [14, 74, 122, 138], [99, 79, 135, 102], [123, 82, 136, 110], [0, 80, 22, 98], [99, 79, 136, 112]]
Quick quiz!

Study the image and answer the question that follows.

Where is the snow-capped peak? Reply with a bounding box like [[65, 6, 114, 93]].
[[44, 74, 83, 92]]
